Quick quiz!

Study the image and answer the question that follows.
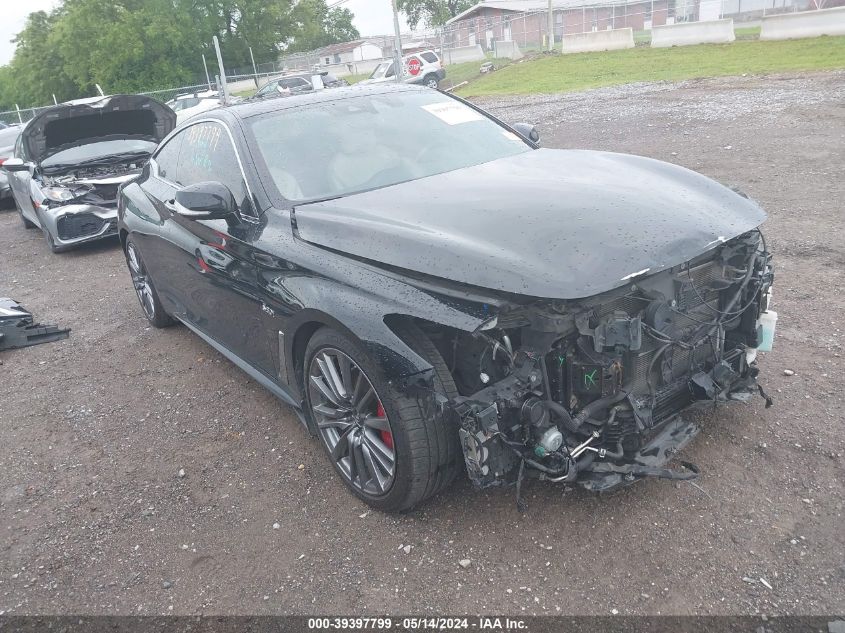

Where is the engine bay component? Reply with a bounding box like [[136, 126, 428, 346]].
[[439, 230, 774, 499], [0, 298, 70, 351]]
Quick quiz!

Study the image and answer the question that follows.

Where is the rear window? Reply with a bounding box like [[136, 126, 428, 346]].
[[421, 52, 439, 63]]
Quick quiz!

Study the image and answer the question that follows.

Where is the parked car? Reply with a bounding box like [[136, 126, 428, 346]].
[[322, 73, 349, 89], [0, 124, 21, 202], [117, 84, 775, 512], [166, 90, 221, 123], [3, 95, 175, 252], [360, 50, 446, 89], [251, 74, 313, 99]]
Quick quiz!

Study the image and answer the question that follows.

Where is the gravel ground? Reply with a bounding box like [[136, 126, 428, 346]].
[[0, 71, 843, 617]]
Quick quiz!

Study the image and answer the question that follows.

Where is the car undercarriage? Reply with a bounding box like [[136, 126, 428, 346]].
[[413, 230, 775, 498]]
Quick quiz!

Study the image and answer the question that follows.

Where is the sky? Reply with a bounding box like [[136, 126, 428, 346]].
[[0, 0, 408, 66]]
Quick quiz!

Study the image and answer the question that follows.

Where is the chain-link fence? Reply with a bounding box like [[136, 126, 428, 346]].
[[0, 71, 290, 126], [273, 0, 819, 78], [423, 0, 817, 53]]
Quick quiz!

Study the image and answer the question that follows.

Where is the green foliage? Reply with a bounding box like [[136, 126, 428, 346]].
[[287, 0, 360, 53], [396, 0, 475, 29], [459, 36, 845, 96], [0, 0, 360, 110]]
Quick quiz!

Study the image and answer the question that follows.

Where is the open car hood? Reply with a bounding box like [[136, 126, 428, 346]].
[[22, 94, 176, 164], [294, 149, 767, 299]]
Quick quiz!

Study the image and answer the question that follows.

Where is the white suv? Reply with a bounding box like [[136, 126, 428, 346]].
[[360, 51, 446, 89]]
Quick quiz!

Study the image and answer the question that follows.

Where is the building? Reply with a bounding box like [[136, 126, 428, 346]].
[[444, 0, 701, 50], [314, 40, 384, 66]]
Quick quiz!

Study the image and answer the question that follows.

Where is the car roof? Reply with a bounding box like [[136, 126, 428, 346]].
[[228, 83, 430, 120]]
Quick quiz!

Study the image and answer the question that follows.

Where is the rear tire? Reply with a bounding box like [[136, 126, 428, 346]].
[[304, 323, 461, 512], [423, 74, 439, 89]]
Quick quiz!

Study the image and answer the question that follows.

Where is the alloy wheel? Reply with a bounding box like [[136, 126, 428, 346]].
[[308, 348, 396, 496], [126, 243, 156, 320]]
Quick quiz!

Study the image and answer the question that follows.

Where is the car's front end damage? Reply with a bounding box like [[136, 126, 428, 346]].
[[417, 230, 774, 495], [292, 148, 776, 498], [35, 164, 149, 247], [20, 95, 176, 250]]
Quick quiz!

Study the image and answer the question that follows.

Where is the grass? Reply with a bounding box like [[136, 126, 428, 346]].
[[456, 35, 845, 96], [734, 25, 762, 40], [439, 57, 515, 90], [345, 74, 370, 84]]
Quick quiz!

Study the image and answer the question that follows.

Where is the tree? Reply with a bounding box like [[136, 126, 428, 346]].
[[287, 0, 360, 53], [0, 0, 362, 109], [396, 0, 475, 28]]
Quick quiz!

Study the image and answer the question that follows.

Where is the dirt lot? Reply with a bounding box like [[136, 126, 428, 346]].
[[0, 71, 843, 617]]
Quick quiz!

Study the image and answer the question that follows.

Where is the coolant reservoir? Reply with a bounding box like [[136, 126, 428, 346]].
[[757, 310, 778, 352]]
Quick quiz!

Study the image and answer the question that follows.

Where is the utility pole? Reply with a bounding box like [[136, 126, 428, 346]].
[[249, 46, 258, 76], [548, 0, 555, 51], [202, 54, 212, 90], [213, 36, 230, 104], [390, 0, 404, 84], [249, 46, 259, 88]]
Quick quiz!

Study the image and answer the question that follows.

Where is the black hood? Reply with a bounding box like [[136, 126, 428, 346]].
[[294, 149, 767, 299], [22, 94, 176, 163]]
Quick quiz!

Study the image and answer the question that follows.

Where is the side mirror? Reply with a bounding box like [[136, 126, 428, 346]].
[[173, 181, 238, 221], [2, 157, 30, 172], [513, 122, 540, 145]]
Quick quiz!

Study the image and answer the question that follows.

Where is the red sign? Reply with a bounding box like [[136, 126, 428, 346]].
[[407, 57, 421, 76]]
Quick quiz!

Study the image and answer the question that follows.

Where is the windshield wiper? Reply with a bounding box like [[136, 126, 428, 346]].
[[74, 151, 152, 166], [43, 151, 152, 171]]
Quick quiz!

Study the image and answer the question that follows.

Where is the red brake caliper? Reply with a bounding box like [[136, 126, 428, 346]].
[[377, 402, 393, 449]]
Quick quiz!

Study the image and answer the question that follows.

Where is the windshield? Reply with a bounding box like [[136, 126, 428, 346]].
[[369, 62, 392, 80], [42, 139, 157, 168], [248, 91, 531, 203], [172, 98, 202, 111]]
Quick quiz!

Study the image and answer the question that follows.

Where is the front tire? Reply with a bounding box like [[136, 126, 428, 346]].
[[304, 325, 460, 512], [12, 196, 36, 229], [125, 238, 174, 328]]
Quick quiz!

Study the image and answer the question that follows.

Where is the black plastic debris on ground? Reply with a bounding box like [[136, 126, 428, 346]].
[[0, 298, 70, 351]]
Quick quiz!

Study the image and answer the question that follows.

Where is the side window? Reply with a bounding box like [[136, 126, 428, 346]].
[[279, 77, 310, 90], [177, 122, 253, 216], [385, 63, 395, 78], [153, 135, 183, 182], [421, 52, 438, 64], [14, 133, 23, 159]]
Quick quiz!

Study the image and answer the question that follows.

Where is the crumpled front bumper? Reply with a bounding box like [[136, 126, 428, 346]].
[[40, 203, 118, 248]]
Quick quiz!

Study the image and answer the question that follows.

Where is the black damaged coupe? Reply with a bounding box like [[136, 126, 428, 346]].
[[118, 84, 776, 511]]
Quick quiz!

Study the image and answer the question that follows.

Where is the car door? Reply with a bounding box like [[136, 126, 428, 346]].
[[143, 120, 278, 377]]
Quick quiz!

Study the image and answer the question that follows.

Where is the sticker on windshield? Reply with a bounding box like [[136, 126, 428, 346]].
[[421, 101, 484, 125]]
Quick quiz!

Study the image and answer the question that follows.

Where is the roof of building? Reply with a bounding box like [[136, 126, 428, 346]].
[[446, 0, 625, 24], [315, 39, 382, 56]]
